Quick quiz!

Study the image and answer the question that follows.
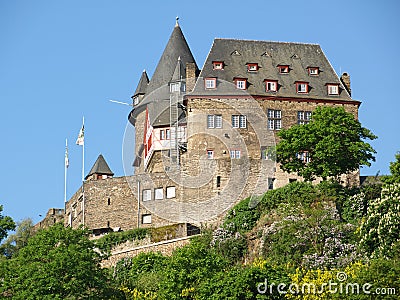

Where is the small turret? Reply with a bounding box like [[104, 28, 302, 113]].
[[85, 154, 114, 181]]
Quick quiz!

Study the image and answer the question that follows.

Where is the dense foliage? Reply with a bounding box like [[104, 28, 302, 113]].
[[276, 106, 377, 181], [0, 152, 399, 299], [0, 205, 15, 245]]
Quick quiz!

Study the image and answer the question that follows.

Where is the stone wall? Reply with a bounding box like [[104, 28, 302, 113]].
[[101, 235, 194, 268]]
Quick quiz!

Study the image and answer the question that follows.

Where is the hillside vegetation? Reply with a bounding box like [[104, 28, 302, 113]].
[[1, 154, 400, 299]]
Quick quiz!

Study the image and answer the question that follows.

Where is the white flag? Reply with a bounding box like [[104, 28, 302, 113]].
[[76, 125, 84, 146], [65, 141, 69, 168]]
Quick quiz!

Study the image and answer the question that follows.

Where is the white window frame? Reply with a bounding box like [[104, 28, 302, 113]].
[[213, 62, 223, 70], [142, 214, 152, 224], [166, 186, 176, 199], [247, 64, 258, 72], [266, 81, 277, 92], [298, 111, 312, 125], [236, 80, 246, 90], [205, 78, 216, 89], [328, 84, 339, 95], [142, 189, 151, 201], [267, 109, 282, 130], [297, 83, 308, 93], [231, 115, 239, 128], [154, 188, 163, 200], [160, 130, 165, 140], [308, 67, 319, 76], [230, 150, 241, 159], [239, 115, 247, 128], [166, 129, 170, 140], [207, 115, 222, 129], [170, 82, 180, 92], [207, 150, 214, 159]]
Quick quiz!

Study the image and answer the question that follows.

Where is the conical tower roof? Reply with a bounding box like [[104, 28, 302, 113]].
[[133, 70, 149, 97], [85, 154, 114, 180], [146, 19, 197, 93]]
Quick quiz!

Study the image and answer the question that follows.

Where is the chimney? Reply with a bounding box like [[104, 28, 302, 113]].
[[186, 62, 196, 92], [340, 72, 351, 96]]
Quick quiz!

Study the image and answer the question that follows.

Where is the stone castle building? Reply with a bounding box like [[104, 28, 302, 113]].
[[63, 20, 360, 234]]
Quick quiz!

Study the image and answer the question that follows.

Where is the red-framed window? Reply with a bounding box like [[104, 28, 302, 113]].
[[233, 77, 247, 90], [307, 67, 319, 76], [205, 77, 217, 89], [296, 82, 309, 94], [278, 65, 290, 74], [212, 61, 224, 70], [327, 84, 339, 95], [247, 63, 259, 72], [264, 80, 278, 92]]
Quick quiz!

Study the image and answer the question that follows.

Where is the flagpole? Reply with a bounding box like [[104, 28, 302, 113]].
[[64, 138, 68, 204], [82, 116, 85, 227]]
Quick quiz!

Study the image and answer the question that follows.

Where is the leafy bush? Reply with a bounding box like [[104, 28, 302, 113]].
[[210, 228, 247, 263], [95, 228, 149, 253]]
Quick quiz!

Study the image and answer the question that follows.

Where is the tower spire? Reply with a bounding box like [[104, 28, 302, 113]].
[[175, 16, 179, 27]]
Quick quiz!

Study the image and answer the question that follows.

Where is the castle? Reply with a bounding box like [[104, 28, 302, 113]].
[[50, 20, 360, 234]]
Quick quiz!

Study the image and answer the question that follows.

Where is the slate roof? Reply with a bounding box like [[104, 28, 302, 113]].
[[129, 21, 197, 127], [145, 22, 198, 94], [133, 70, 149, 97], [85, 154, 114, 179], [192, 38, 354, 101]]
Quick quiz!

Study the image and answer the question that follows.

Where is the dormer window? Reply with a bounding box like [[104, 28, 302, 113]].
[[234, 78, 247, 90], [133, 96, 139, 105], [296, 82, 309, 94], [327, 84, 339, 95], [264, 80, 278, 92], [278, 65, 289, 74], [213, 61, 224, 70], [205, 77, 217, 89], [247, 63, 259, 72], [308, 67, 319, 76]]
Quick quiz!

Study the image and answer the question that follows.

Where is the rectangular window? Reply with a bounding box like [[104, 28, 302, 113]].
[[160, 130, 165, 140], [207, 150, 214, 159], [213, 61, 224, 70], [297, 111, 312, 125], [308, 67, 319, 76], [166, 186, 176, 199], [265, 81, 278, 92], [236, 80, 246, 90], [297, 151, 311, 163], [278, 65, 289, 74], [142, 189, 151, 201], [170, 82, 180, 92], [231, 115, 239, 128], [267, 109, 282, 130], [230, 150, 241, 159], [268, 178, 275, 190], [297, 82, 308, 93], [166, 129, 170, 140], [207, 115, 222, 128], [247, 64, 258, 72], [328, 84, 339, 95], [232, 115, 246, 128], [216, 176, 221, 188], [205, 78, 216, 89], [142, 214, 152, 224], [154, 188, 163, 200]]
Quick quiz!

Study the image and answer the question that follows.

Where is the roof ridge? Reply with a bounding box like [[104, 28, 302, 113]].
[[213, 37, 320, 46]]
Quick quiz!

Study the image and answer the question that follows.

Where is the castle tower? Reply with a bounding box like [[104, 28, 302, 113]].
[[129, 19, 198, 173], [85, 154, 114, 181]]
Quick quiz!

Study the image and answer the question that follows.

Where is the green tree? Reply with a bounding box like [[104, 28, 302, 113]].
[[0, 205, 15, 244], [1, 218, 34, 258], [276, 106, 377, 181], [0, 223, 120, 299], [383, 152, 400, 184]]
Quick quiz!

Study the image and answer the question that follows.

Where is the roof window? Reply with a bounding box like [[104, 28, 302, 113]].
[[327, 84, 339, 95], [205, 77, 217, 89], [278, 65, 290, 74], [296, 82, 309, 94], [247, 63, 259, 72], [264, 80, 278, 92], [308, 67, 319, 76], [234, 78, 247, 90], [213, 61, 224, 70]]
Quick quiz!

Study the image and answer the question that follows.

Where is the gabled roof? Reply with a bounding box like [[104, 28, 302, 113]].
[[146, 21, 197, 93], [133, 70, 149, 97], [193, 38, 354, 101], [85, 154, 114, 179]]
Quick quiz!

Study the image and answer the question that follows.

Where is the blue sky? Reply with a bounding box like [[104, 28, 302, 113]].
[[0, 0, 399, 224]]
